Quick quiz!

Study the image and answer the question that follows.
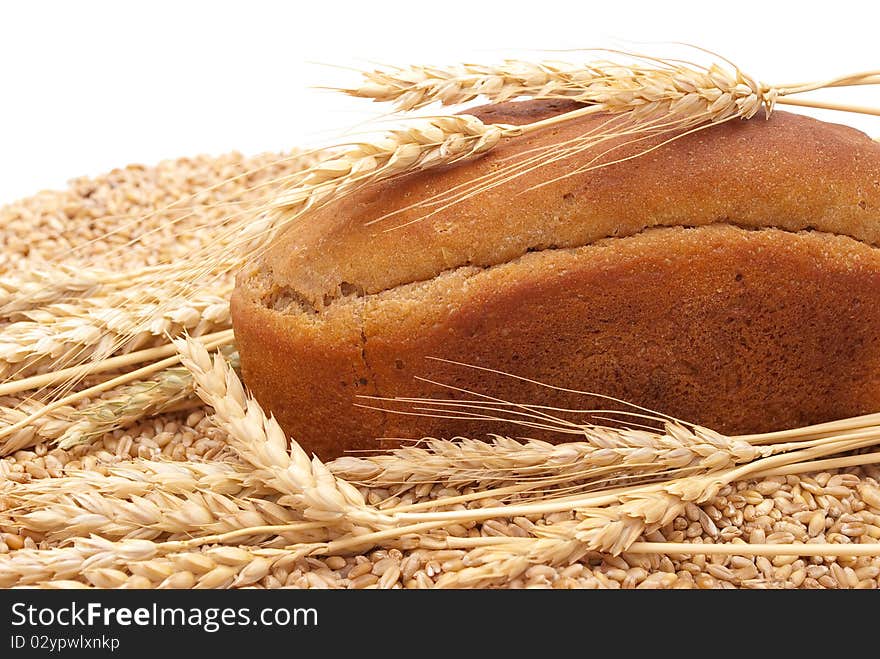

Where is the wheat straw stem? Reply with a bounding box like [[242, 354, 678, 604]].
[[443, 536, 880, 558], [737, 411, 880, 445], [625, 542, 880, 557], [774, 97, 880, 116], [750, 449, 880, 478]]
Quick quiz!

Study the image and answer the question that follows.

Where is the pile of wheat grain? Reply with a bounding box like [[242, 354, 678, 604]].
[[1, 147, 879, 588]]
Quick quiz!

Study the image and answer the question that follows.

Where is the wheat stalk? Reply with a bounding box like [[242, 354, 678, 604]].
[[386, 431, 880, 529], [341, 56, 781, 122], [0, 399, 77, 455], [270, 114, 505, 213], [0, 328, 234, 398], [0, 262, 209, 319], [0, 266, 105, 318], [37, 458, 251, 493], [340, 397, 768, 487], [339, 59, 598, 109], [0, 537, 159, 587]]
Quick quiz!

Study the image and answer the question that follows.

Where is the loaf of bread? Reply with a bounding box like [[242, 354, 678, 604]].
[[231, 100, 880, 458]]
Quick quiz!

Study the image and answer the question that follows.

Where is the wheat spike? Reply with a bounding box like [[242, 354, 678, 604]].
[[175, 336, 391, 529], [0, 540, 316, 589], [0, 486, 305, 543], [334, 410, 767, 491], [270, 114, 504, 214], [57, 353, 238, 450], [0, 284, 232, 380], [342, 57, 771, 115], [0, 457, 272, 541], [0, 266, 105, 317]]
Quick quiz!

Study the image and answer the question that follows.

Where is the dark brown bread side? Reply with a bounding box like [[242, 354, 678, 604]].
[[232, 101, 880, 458]]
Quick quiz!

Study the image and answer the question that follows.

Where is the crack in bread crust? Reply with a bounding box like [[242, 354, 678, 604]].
[[245, 222, 880, 317]]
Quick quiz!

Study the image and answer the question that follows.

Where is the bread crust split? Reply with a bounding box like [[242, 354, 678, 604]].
[[232, 100, 880, 458]]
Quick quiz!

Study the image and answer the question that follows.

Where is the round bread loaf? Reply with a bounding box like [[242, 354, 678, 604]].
[[232, 100, 880, 458]]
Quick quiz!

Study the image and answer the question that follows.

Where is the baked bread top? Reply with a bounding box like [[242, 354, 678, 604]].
[[237, 101, 880, 313]]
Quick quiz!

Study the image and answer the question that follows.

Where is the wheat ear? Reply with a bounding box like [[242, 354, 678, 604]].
[[31, 458, 252, 494], [0, 399, 77, 456], [0, 266, 106, 317], [0, 331, 234, 454], [0, 536, 317, 589], [341, 56, 880, 119], [0, 486, 306, 543], [0, 285, 232, 380], [0, 457, 278, 541], [342, 57, 774, 113], [269, 114, 504, 214], [337, 404, 767, 488], [0, 362, 210, 456], [57, 353, 239, 450], [175, 336, 391, 529]]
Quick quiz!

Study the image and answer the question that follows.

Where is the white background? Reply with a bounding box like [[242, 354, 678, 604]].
[[1, 0, 878, 204]]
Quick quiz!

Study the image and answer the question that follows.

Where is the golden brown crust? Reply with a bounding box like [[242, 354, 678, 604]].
[[240, 103, 880, 313], [232, 102, 880, 457], [233, 223, 880, 457]]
